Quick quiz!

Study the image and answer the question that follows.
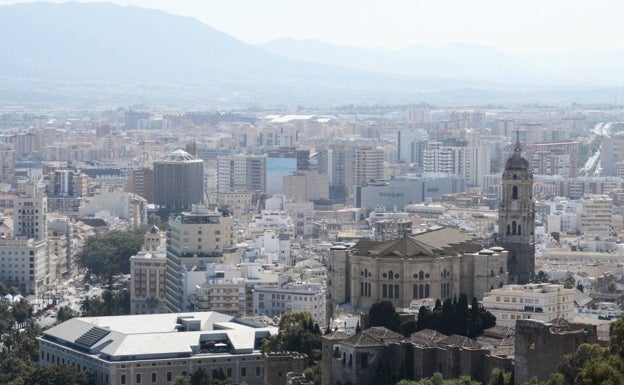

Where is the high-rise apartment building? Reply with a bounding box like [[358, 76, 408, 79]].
[[0, 145, 15, 183], [282, 171, 329, 202], [14, 180, 47, 241], [354, 146, 384, 185], [216, 155, 266, 194], [127, 167, 155, 203], [165, 205, 233, 312], [153, 150, 204, 210], [397, 128, 428, 164]]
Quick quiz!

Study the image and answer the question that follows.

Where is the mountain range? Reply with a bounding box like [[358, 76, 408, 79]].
[[0, 2, 621, 107]]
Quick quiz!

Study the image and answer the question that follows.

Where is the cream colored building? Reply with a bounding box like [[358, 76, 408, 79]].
[[130, 225, 167, 314], [579, 194, 613, 240], [282, 170, 329, 202], [481, 283, 575, 328], [327, 227, 508, 312], [165, 205, 234, 312]]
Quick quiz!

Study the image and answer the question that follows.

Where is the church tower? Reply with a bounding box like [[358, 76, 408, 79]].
[[499, 134, 535, 284]]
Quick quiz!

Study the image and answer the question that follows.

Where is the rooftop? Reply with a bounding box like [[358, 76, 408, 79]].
[[41, 312, 277, 361]]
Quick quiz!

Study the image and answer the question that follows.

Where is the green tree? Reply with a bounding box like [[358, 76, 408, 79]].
[[190, 367, 210, 385], [369, 301, 401, 333], [25, 365, 95, 385], [76, 228, 145, 282], [303, 361, 322, 385], [12, 299, 33, 326], [261, 311, 322, 364], [56, 305, 78, 322]]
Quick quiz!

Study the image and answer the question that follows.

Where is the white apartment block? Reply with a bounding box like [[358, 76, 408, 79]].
[[14, 180, 47, 241], [253, 282, 326, 326], [481, 283, 575, 328], [0, 239, 47, 295], [579, 195, 613, 240]]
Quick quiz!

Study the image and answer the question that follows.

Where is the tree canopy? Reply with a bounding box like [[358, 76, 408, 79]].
[[76, 228, 145, 281], [261, 311, 322, 365]]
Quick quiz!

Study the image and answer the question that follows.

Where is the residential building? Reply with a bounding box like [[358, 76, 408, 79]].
[[165, 205, 233, 312], [127, 166, 154, 203], [282, 171, 329, 202], [579, 194, 613, 240], [190, 265, 246, 316], [253, 282, 326, 326], [130, 225, 167, 315], [217, 155, 266, 194], [354, 146, 384, 185]]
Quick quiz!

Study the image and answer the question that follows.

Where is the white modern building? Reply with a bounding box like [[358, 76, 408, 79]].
[[253, 282, 326, 326], [38, 312, 291, 385], [481, 283, 575, 328]]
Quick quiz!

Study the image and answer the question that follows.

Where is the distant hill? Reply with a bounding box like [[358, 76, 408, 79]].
[[0, 2, 620, 107], [260, 39, 538, 84]]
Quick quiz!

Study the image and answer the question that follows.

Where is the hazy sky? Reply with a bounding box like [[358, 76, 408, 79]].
[[1, 0, 622, 54]]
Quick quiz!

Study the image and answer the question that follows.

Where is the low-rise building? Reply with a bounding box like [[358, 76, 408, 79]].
[[39, 312, 308, 385], [481, 283, 575, 328], [253, 281, 326, 326]]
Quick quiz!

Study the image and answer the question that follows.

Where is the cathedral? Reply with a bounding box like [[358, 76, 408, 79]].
[[498, 135, 536, 284]]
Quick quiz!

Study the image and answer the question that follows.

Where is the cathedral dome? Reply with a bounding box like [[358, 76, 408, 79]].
[[505, 139, 529, 171]]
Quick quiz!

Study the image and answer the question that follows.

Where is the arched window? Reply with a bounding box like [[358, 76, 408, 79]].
[[388, 286, 393, 299], [418, 284, 424, 299], [382, 284, 387, 298], [512, 186, 518, 199], [413, 284, 418, 299], [518, 225, 522, 235], [419, 271, 424, 280], [506, 225, 510, 235], [395, 284, 400, 299], [425, 284, 430, 298], [388, 270, 393, 280], [512, 221, 517, 235]]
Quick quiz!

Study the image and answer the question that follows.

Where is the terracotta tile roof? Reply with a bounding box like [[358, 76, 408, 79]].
[[341, 327, 403, 348]]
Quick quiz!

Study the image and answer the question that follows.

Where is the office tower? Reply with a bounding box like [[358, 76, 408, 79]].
[[153, 149, 204, 210], [499, 137, 535, 284], [165, 205, 233, 312], [217, 155, 266, 193]]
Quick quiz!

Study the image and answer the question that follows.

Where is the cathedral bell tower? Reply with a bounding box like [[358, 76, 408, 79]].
[[499, 133, 535, 284]]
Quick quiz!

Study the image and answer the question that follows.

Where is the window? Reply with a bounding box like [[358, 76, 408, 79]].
[[152, 373, 157, 383], [167, 372, 172, 381], [256, 367, 261, 376], [242, 367, 246, 377], [136, 373, 141, 384], [512, 186, 518, 199], [121, 375, 126, 385]]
